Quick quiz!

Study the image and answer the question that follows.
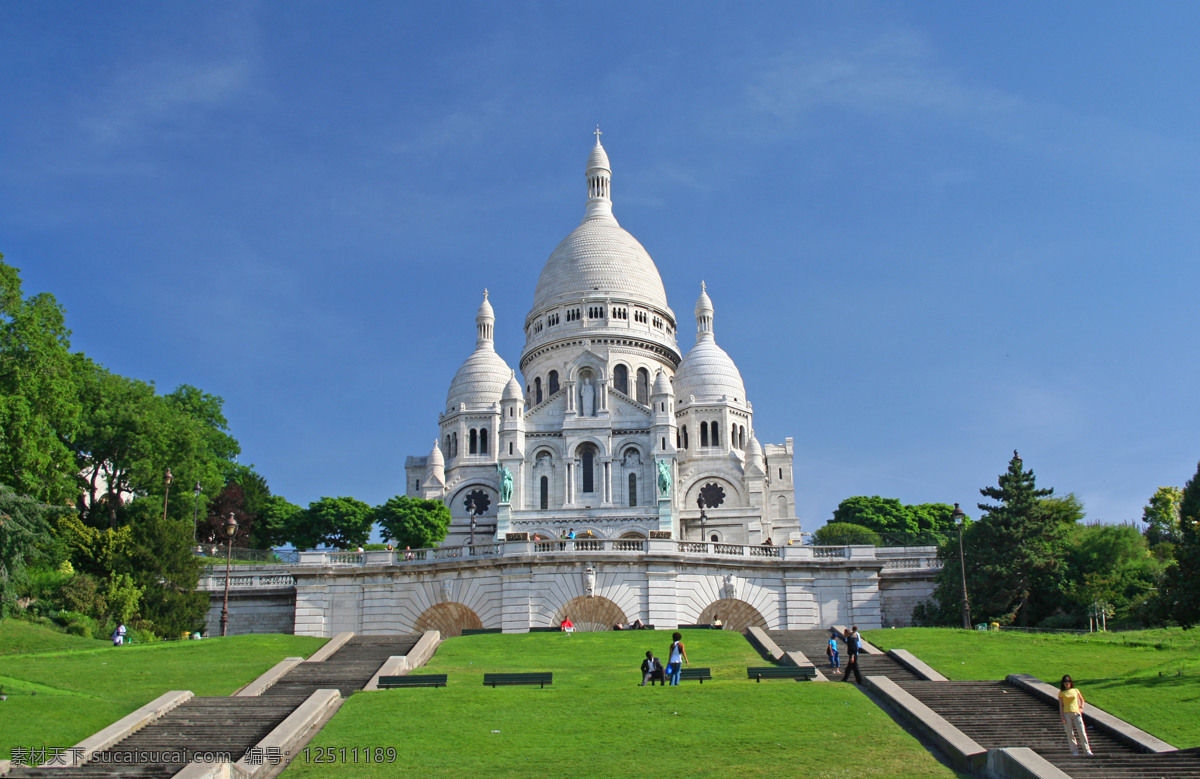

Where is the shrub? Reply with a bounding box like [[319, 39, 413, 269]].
[[814, 522, 882, 546], [65, 616, 97, 638]]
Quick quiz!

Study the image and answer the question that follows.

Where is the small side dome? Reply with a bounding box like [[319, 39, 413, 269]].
[[428, 439, 445, 467], [652, 370, 672, 397], [502, 372, 523, 402], [746, 435, 763, 460], [446, 291, 513, 410], [674, 283, 746, 404]]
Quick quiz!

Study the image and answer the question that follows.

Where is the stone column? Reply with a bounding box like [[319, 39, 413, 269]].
[[602, 458, 613, 506]]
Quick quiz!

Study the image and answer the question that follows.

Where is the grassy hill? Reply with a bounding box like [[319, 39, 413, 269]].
[[865, 627, 1200, 748], [0, 620, 327, 759], [284, 630, 962, 779]]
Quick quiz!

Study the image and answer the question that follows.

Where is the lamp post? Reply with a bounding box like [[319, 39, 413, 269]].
[[696, 495, 708, 542], [219, 512, 239, 637], [192, 482, 202, 544], [469, 516, 477, 547], [161, 468, 173, 522], [951, 503, 971, 629]]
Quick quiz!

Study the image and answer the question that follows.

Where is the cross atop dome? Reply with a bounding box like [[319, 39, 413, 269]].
[[594, 125, 603, 143]]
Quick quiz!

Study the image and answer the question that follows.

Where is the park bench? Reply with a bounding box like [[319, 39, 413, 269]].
[[676, 624, 718, 629], [678, 667, 712, 684], [461, 628, 503, 636], [378, 674, 447, 688], [527, 626, 561, 632], [483, 672, 553, 688], [747, 666, 818, 682]]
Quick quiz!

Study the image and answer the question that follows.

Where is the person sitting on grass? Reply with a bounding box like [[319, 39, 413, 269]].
[[640, 651, 665, 686]]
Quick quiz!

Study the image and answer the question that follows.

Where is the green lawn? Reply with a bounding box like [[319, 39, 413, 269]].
[[284, 630, 963, 779], [865, 627, 1200, 749], [0, 621, 327, 759]]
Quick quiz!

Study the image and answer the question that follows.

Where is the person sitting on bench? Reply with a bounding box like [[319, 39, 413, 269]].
[[640, 651, 665, 686], [561, 618, 575, 633]]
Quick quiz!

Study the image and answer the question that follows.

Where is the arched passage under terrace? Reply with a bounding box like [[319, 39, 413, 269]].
[[698, 599, 767, 633], [553, 595, 627, 632], [414, 602, 483, 638]]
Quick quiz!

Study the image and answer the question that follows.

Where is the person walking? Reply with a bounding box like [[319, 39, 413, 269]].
[[666, 632, 688, 685], [827, 634, 840, 672], [840, 628, 862, 684], [1058, 675, 1094, 756]]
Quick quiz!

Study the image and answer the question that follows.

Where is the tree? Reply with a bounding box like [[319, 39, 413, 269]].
[[120, 498, 206, 636], [289, 496, 374, 550], [256, 495, 303, 549], [0, 484, 67, 613], [374, 496, 451, 550], [1141, 486, 1182, 546], [0, 257, 81, 504], [813, 522, 881, 546], [827, 496, 958, 543], [969, 451, 1070, 625], [1161, 461, 1200, 628]]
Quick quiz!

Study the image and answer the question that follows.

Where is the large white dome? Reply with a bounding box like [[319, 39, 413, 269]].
[[531, 214, 669, 313]]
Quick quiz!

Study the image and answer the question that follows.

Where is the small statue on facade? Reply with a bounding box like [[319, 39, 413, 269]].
[[722, 574, 737, 601], [656, 459, 672, 497], [497, 463, 514, 503], [584, 564, 596, 598]]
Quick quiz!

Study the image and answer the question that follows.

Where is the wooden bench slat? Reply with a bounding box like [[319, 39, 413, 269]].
[[378, 674, 447, 688], [678, 667, 712, 684]]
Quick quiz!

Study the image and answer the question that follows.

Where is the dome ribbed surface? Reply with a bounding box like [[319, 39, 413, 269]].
[[587, 142, 610, 172], [502, 373, 523, 401], [674, 339, 746, 403], [531, 215, 669, 312], [446, 347, 512, 410]]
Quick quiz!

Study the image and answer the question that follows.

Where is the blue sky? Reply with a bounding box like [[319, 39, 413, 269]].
[[3, 2, 1199, 530]]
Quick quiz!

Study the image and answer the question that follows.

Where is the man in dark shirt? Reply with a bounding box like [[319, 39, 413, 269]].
[[640, 650, 665, 686], [840, 627, 863, 684]]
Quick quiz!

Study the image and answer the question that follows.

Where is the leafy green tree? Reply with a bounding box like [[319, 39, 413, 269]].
[[1065, 523, 1163, 623], [256, 495, 303, 549], [1143, 486, 1183, 545], [0, 484, 68, 613], [0, 257, 82, 504], [813, 521, 881, 546], [969, 451, 1071, 625], [1161, 462, 1200, 628], [289, 496, 375, 550], [375, 496, 451, 550], [829, 496, 958, 541]]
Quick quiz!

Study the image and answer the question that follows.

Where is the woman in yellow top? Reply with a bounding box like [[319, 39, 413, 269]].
[[1058, 675, 1093, 756]]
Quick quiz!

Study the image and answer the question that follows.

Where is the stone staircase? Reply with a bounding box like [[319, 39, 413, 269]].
[[894, 679, 1200, 778], [767, 629, 923, 682], [7, 634, 421, 778]]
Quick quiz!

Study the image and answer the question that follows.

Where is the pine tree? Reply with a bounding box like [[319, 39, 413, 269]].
[[969, 451, 1067, 626]]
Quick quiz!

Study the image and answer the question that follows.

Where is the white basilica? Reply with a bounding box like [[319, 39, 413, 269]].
[[405, 135, 800, 547]]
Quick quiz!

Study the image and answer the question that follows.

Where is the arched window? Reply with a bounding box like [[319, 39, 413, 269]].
[[540, 476, 549, 510], [480, 428, 489, 454], [700, 422, 709, 448], [508, 441, 513, 455], [548, 371, 559, 396], [535, 377, 543, 404], [682, 426, 689, 449], [740, 426, 746, 449], [711, 422, 719, 447], [614, 364, 628, 394], [628, 473, 637, 506], [636, 368, 649, 404], [469, 428, 478, 454], [581, 445, 595, 493], [452, 432, 458, 457], [444, 435, 451, 457]]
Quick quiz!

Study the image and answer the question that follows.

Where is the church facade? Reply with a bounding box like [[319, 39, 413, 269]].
[[405, 136, 800, 547]]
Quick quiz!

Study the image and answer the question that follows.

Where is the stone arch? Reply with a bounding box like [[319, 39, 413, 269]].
[[414, 602, 483, 638], [682, 476, 744, 508], [698, 599, 767, 632], [619, 530, 646, 539], [553, 595, 627, 632]]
